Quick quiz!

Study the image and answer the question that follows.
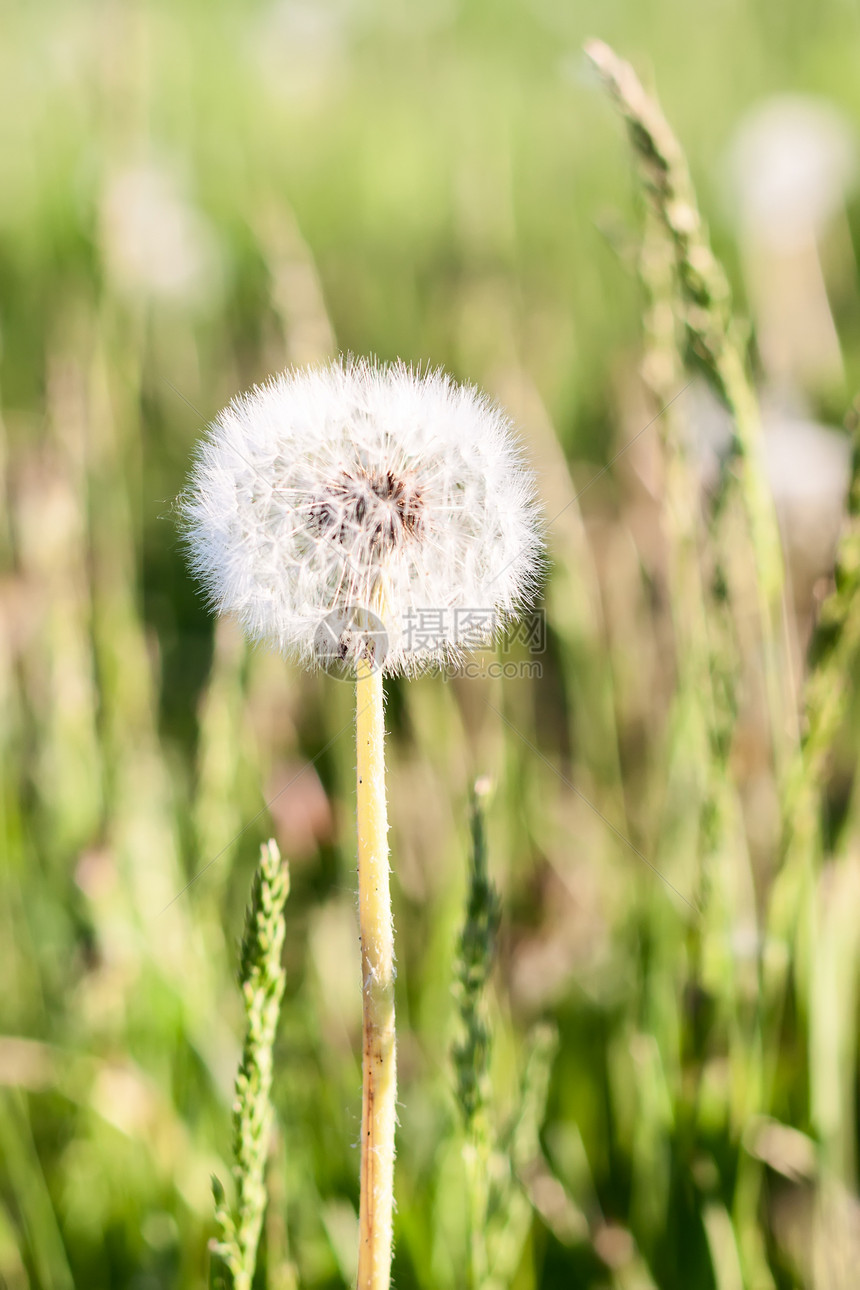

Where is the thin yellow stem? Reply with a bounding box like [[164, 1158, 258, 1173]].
[[356, 658, 396, 1290]]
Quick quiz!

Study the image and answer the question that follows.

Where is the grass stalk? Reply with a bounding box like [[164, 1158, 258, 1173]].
[[212, 839, 290, 1290], [452, 779, 500, 1290], [765, 421, 860, 1071], [584, 38, 790, 765]]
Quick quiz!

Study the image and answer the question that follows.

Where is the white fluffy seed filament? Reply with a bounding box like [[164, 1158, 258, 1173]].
[[310, 465, 424, 555]]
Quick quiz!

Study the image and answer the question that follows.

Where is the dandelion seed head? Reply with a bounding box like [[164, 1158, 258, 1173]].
[[182, 357, 543, 675]]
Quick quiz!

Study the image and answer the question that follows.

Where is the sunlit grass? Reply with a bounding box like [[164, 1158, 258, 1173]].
[[2, 2, 860, 1287]]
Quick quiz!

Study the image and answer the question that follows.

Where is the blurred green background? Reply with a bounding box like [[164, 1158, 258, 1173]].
[[3, 0, 860, 1286]]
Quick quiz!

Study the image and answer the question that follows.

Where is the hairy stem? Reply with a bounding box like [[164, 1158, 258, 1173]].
[[356, 659, 396, 1290]]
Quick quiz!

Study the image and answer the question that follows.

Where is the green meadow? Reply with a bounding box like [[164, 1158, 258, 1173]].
[[2, 1, 860, 1286]]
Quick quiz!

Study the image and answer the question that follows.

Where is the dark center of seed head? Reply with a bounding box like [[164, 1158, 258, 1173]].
[[312, 466, 423, 550]]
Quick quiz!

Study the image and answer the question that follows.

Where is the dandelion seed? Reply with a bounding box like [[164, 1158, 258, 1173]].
[[182, 356, 542, 674]]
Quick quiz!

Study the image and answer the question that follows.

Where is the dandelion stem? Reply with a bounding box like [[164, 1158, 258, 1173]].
[[356, 657, 396, 1290]]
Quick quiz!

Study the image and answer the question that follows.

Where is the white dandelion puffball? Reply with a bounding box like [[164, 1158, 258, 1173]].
[[183, 358, 543, 675]]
